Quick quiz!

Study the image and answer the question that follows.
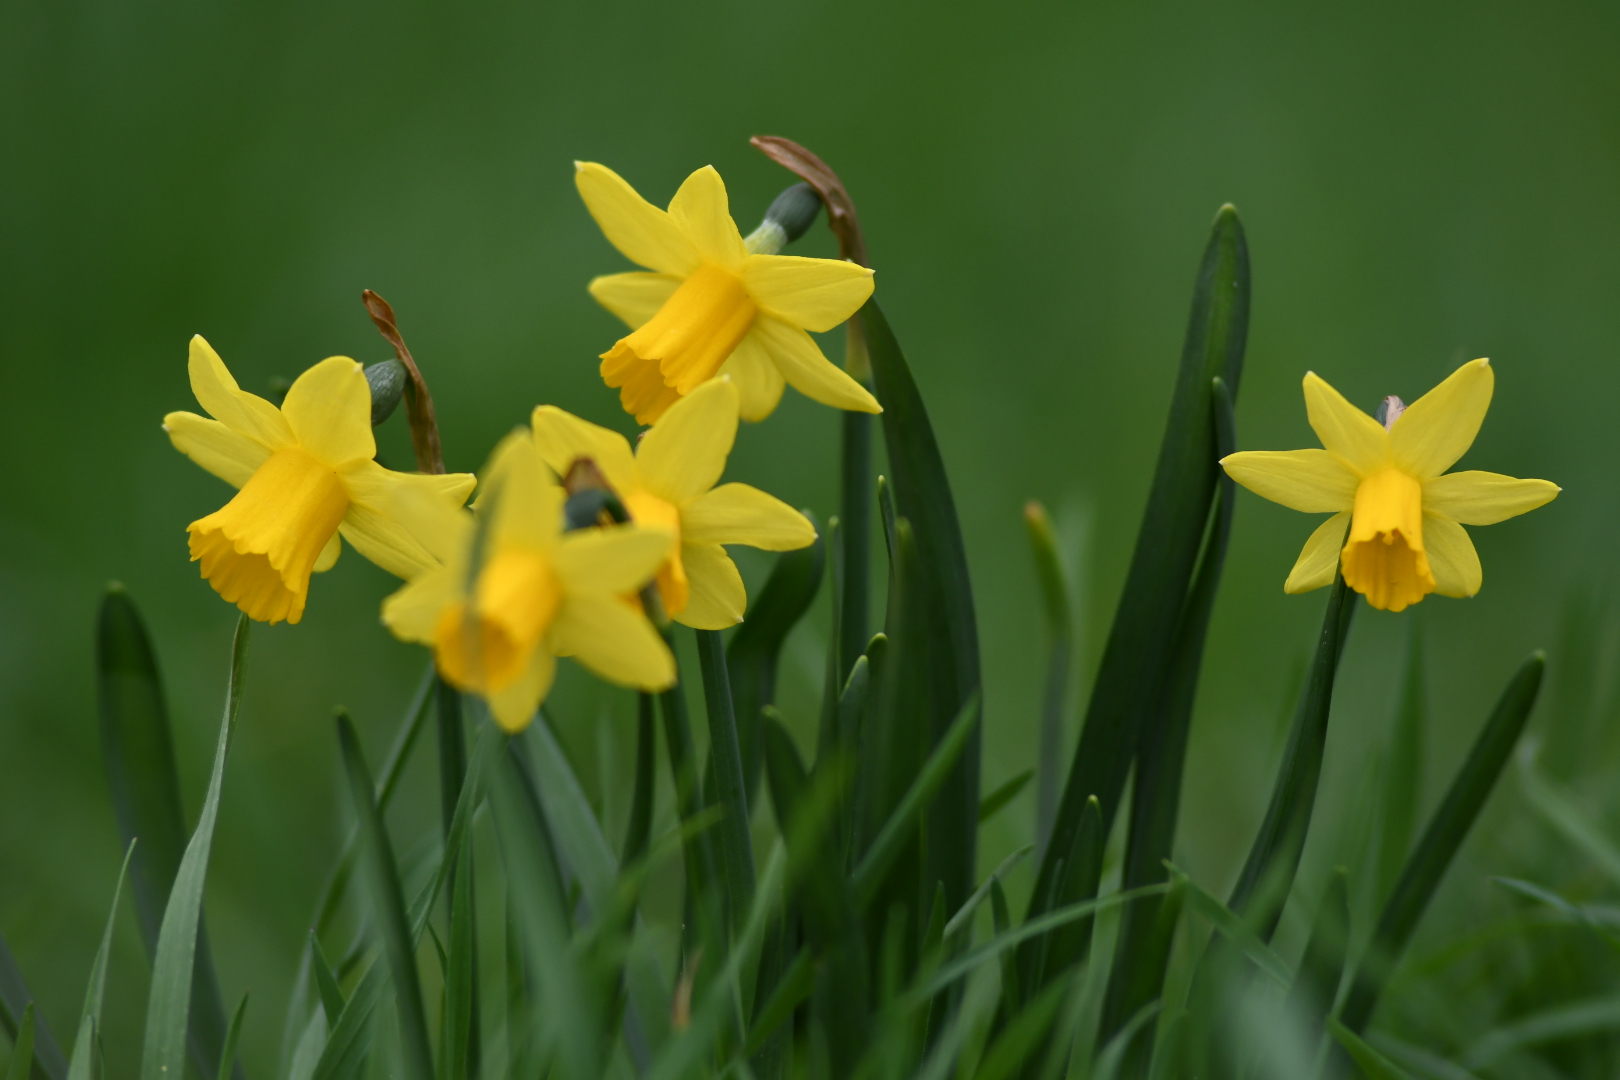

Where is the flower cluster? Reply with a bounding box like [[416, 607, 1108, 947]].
[[164, 163, 872, 730]]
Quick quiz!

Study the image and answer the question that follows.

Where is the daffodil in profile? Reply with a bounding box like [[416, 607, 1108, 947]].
[[1221, 359, 1558, 611], [164, 336, 476, 625], [381, 433, 676, 731], [532, 377, 816, 629], [576, 161, 880, 425]]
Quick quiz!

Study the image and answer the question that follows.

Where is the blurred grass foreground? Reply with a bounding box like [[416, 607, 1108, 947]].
[[6, 5, 1620, 1079]]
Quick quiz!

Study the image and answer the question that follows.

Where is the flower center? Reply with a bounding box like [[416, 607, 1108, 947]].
[[599, 264, 756, 425], [187, 447, 350, 625], [434, 547, 561, 693], [1341, 468, 1434, 612], [621, 488, 688, 616]]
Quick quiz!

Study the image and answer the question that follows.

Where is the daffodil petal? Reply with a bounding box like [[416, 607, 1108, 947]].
[[575, 162, 699, 276], [486, 648, 556, 733], [340, 504, 444, 580], [588, 272, 684, 330], [552, 526, 672, 594], [340, 458, 475, 565], [636, 378, 738, 504], [1422, 470, 1559, 526], [187, 335, 295, 450], [1391, 359, 1493, 480], [1284, 511, 1351, 594], [479, 433, 565, 551], [749, 315, 881, 414], [741, 254, 875, 333], [1221, 449, 1359, 513], [682, 484, 815, 551], [529, 405, 639, 495], [381, 566, 460, 644], [163, 411, 272, 488], [1303, 372, 1388, 476], [674, 542, 745, 629], [550, 595, 675, 690], [314, 530, 341, 573], [719, 333, 786, 422], [282, 356, 375, 466], [1422, 513, 1482, 598], [666, 165, 747, 271]]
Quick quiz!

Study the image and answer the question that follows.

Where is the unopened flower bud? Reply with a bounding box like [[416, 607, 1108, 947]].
[[745, 182, 823, 255], [365, 359, 407, 426]]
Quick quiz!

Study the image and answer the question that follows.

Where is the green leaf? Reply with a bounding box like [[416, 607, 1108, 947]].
[[1459, 992, 1620, 1071], [1027, 206, 1249, 985], [727, 517, 825, 802], [98, 586, 239, 1080], [1167, 863, 1291, 987], [945, 847, 1035, 944], [1327, 1017, 1418, 1079], [1225, 570, 1356, 940], [0, 938, 65, 1080], [979, 771, 1034, 826], [697, 628, 756, 934], [1102, 375, 1239, 1046], [622, 694, 658, 867], [741, 950, 814, 1060], [970, 976, 1069, 1080], [840, 394, 876, 689], [68, 841, 135, 1080], [1491, 876, 1620, 949], [1092, 1003, 1162, 1080], [852, 692, 982, 907], [217, 994, 247, 1080], [309, 956, 387, 1080], [1283, 867, 1350, 1045], [4, 1003, 34, 1080], [1378, 624, 1426, 906], [863, 298, 982, 911], [334, 710, 434, 1080], [657, 627, 724, 957], [309, 933, 345, 1029], [140, 614, 250, 1080], [441, 839, 475, 1080], [1340, 652, 1544, 1035], [1516, 752, 1620, 889], [1023, 500, 1072, 857]]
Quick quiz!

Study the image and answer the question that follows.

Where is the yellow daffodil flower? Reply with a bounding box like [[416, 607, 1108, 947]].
[[1222, 359, 1559, 611], [164, 336, 476, 625], [531, 377, 816, 629], [381, 433, 676, 732], [576, 161, 881, 425]]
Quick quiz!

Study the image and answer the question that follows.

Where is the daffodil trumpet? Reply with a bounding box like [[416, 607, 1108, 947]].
[[1221, 359, 1559, 611], [381, 433, 676, 732], [531, 377, 817, 629], [576, 161, 881, 424], [164, 336, 476, 625]]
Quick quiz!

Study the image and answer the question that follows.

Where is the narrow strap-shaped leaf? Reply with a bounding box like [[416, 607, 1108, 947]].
[[726, 521, 825, 804], [139, 614, 249, 1080], [1100, 376, 1239, 1044], [67, 841, 135, 1080], [980, 771, 1034, 827], [944, 847, 1035, 943], [4, 1003, 34, 1080], [1226, 570, 1356, 938], [697, 628, 756, 934], [310, 956, 387, 1080], [1326, 1018, 1418, 1079], [99, 587, 239, 1080], [971, 976, 1071, 1080], [1023, 501, 1072, 860], [334, 711, 433, 1080], [742, 950, 814, 1060], [1458, 991, 1620, 1071], [1283, 867, 1350, 1049], [841, 341, 876, 689], [0, 938, 65, 1080], [309, 933, 346, 1024], [1339, 653, 1544, 1035], [1167, 863, 1291, 986], [623, 694, 658, 866], [217, 995, 247, 1080], [1491, 876, 1620, 950], [1516, 752, 1620, 889], [1027, 207, 1249, 953], [442, 839, 475, 1080], [863, 298, 982, 911], [1378, 625, 1426, 906], [658, 628, 725, 957], [852, 693, 981, 906], [1092, 1003, 1162, 1080]]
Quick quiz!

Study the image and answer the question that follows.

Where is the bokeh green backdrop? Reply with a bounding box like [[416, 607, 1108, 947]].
[[4, 0, 1618, 1070]]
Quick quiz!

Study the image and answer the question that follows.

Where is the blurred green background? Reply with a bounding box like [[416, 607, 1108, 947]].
[[4, 0, 1618, 1071]]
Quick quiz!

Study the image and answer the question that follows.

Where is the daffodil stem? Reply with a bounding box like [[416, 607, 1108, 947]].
[[622, 694, 657, 867], [696, 628, 756, 934], [839, 408, 872, 684], [435, 677, 466, 841], [657, 631, 725, 954]]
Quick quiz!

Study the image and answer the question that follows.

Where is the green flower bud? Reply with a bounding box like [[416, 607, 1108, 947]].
[[365, 359, 407, 426]]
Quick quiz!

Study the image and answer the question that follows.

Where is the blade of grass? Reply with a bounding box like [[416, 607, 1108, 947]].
[[1100, 375, 1238, 1051], [1167, 864, 1290, 987], [309, 933, 345, 1024], [0, 938, 65, 1080], [1026, 206, 1249, 988], [1339, 652, 1544, 1036], [1516, 751, 1620, 888], [726, 524, 825, 804], [217, 995, 247, 1080], [335, 710, 433, 1080], [981, 771, 1035, 827], [1378, 625, 1426, 906], [1459, 993, 1620, 1071], [442, 839, 475, 1080], [946, 847, 1036, 944], [1283, 867, 1350, 1053], [623, 694, 658, 866], [4, 1003, 34, 1080], [139, 614, 249, 1080], [1328, 1018, 1418, 1079], [863, 298, 982, 911], [99, 586, 239, 1080], [698, 628, 757, 935], [67, 841, 134, 1080], [1024, 501, 1072, 859], [1491, 877, 1620, 949]]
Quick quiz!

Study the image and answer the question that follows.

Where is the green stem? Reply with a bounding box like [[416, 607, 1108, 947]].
[[622, 693, 657, 867], [697, 628, 757, 933], [840, 390, 873, 685]]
